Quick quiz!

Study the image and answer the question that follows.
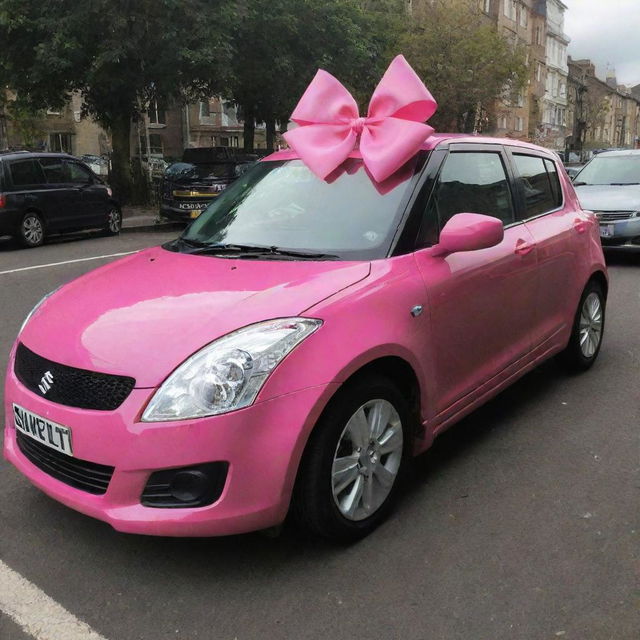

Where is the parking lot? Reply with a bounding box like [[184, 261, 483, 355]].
[[0, 230, 638, 640]]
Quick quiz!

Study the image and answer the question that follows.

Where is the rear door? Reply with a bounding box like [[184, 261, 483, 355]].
[[37, 156, 77, 231], [507, 149, 586, 348], [413, 144, 539, 414], [6, 158, 50, 222]]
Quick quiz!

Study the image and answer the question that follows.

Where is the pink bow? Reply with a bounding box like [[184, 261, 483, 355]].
[[283, 55, 437, 183]]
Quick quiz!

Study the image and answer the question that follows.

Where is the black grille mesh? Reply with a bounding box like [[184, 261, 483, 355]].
[[14, 343, 135, 411], [16, 431, 114, 495]]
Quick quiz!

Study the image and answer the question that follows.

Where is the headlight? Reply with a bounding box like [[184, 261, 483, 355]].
[[19, 287, 61, 334], [142, 317, 322, 422]]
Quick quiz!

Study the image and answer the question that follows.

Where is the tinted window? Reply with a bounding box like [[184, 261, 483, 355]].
[[544, 158, 562, 206], [66, 162, 92, 184], [430, 151, 514, 228], [9, 160, 46, 187], [39, 157, 66, 183], [181, 157, 421, 260], [512, 154, 560, 218], [166, 162, 234, 183]]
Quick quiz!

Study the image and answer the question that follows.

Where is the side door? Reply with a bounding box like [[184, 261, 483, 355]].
[[506, 149, 587, 348], [412, 144, 539, 416], [63, 160, 106, 229], [6, 158, 50, 220], [37, 157, 78, 232]]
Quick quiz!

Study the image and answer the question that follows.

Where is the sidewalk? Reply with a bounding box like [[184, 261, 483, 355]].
[[121, 205, 185, 233]]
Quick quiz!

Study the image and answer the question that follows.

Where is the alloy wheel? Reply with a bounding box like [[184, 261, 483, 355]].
[[107, 208, 122, 233], [579, 291, 603, 358], [331, 399, 403, 521], [22, 215, 43, 246]]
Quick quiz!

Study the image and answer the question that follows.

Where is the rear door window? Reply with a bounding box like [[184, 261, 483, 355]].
[[512, 154, 562, 218], [9, 159, 46, 187], [430, 151, 515, 229], [39, 157, 67, 183]]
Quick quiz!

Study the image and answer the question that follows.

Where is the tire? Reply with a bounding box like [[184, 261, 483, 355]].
[[292, 374, 411, 542], [19, 212, 45, 248], [559, 280, 605, 371], [104, 206, 122, 235]]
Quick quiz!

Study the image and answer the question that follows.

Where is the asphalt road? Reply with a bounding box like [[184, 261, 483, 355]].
[[0, 231, 638, 640]]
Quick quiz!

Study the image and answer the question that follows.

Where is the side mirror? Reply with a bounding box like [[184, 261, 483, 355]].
[[431, 213, 504, 257]]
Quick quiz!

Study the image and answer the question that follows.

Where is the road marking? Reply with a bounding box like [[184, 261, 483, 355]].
[[0, 251, 136, 276], [0, 559, 108, 639]]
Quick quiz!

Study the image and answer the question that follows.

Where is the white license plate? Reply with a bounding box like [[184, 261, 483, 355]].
[[599, 224, 614, 238], [13, 403, 73, 457], [178, 203, 207, 210]]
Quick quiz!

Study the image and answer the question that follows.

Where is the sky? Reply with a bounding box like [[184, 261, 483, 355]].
[[563, 0, 640, 87]]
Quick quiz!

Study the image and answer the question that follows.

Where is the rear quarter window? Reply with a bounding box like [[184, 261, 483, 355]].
[[512, 154, 562, 218], [9, 159, 46, 187]]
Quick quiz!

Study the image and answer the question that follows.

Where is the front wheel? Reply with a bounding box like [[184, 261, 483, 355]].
[[559, 280, 605, 371], [292, 374, 411, 541], [104, 206, 122, 235]]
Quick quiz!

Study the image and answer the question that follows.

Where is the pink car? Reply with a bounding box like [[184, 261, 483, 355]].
[[4, 135, 607, 541]]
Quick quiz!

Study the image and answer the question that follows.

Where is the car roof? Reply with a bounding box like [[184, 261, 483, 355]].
[[0, 151, 73, 161], [592, 149, 640, 157]]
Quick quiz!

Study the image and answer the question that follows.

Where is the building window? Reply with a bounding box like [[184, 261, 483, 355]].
[[535, 26, 541, 45], [536, 63, 542, 82], [498, 115, 508, 129], [515, 116, 523, 131], [519, 5, 527, 27], [199, 101, 211, 118], [148, 101, 166, 126], [49, 133, 73, 154], [483, 0, 491, 12], [504, 0, 517, 21]]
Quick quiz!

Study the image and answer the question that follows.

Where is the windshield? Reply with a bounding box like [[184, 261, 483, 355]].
[[179, 157, 422, 260], [165, 162, 235, 182], [576, 155, 640, 185]]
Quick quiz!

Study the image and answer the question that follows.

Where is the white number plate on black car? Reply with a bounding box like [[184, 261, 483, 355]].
[[13, 403, 73, 456], [178, 203, 207, 210]]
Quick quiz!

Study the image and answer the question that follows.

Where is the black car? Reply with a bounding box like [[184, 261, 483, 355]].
[[159, 147, 258, 222], [0, 151, 121, 247]]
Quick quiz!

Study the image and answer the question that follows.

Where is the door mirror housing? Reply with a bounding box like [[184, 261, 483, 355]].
[[431, 213, 504, 257]]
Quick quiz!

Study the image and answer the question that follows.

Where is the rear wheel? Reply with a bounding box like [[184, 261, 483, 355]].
[[292, 374, 411, 541], [559, 280, 605, 371], [19, 212, 45, 248]]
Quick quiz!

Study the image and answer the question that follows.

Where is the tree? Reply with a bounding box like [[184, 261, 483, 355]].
[[400, 0, 527, 132], [0, 0, 231, 202], [228, 0, 404, 152]]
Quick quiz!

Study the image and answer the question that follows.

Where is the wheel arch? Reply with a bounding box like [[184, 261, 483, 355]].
[[588, 269, 608, 299]]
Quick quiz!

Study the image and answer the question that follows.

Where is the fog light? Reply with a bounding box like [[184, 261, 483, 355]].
[[169, 470, 209, 502], [141, 462, 229, 508]]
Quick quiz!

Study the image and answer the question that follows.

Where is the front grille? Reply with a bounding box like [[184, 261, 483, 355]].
[[596, 211, 635, 222], [14, 343, 135, 411], [16, 432, 114, 495]]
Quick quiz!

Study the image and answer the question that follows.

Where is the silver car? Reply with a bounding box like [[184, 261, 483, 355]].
[[573, 149, 640, 245]]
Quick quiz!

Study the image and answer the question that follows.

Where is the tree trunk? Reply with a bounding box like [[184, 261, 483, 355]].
[[266, 117, 276, 152], [109, 113, 134, 204], [243, 103, 255, 152]]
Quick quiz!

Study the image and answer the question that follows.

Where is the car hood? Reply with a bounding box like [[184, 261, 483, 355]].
[[20, 247, 371, 387], [574, 184, 640, 212]]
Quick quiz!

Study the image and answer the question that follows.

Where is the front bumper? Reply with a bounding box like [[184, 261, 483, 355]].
[[598, 216, 640, 243], [4, 364, 336, 536]]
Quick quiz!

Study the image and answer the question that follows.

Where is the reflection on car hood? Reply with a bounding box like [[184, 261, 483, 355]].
[[20, 248, 371, 387], [574, 184, 640, 211]]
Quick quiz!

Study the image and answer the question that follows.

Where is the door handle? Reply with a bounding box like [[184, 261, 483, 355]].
[[514, 238, 536, 255], [573, 218, 588, 233]]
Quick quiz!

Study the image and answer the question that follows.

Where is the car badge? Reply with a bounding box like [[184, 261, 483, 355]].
[[38, 371, 54, 394]]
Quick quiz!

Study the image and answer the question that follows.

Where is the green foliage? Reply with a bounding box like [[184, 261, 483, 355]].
[[0, 0, 231, 200], [400, 0, 528, 132]]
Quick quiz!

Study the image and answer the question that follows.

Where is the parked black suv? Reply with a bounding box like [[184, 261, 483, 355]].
[[0, 151, 121, 247], [159, 147, 258, 222]]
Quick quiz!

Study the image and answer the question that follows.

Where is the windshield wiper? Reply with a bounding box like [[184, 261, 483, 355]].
[[609, 182, 640, 185], [183, 242, 339, 260]]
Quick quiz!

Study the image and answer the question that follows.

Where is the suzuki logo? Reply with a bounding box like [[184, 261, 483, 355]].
[[38, 371, 54, 394]]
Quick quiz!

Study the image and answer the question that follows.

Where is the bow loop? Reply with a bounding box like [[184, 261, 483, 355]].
[[283, 55, 437, 183]]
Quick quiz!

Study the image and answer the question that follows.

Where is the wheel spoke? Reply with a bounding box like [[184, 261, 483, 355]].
[[332, 456, 359, 495], [362, 475, 374, 513], [346, 408, 369, 449], [377, 424, 403, 455], [373, 463, 396, 489], [341, 475, 364, 518], [368, 400, 391, 439]]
